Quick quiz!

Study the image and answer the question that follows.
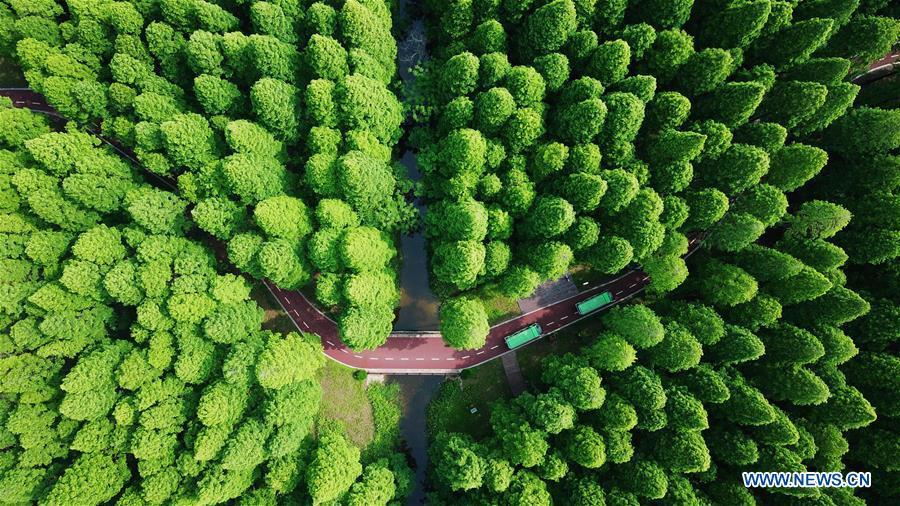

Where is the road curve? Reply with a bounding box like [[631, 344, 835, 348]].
[[850, 51, 900, 86], [2, 88, 702, 373], [269, 235, 702, 373]]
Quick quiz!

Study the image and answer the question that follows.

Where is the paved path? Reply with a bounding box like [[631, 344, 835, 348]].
[[518, 275, 579, 313], [851, 51, 900, 85], [501, 352, 527, 396], [266, 245, 700, 373], [1, 87, 703, 374]]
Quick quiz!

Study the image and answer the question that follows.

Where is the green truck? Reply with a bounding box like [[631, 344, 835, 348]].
[[505, 323, 542, 349], [576, 291, 614, 316]]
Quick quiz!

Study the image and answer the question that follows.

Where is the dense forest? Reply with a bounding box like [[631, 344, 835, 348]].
[[1, 0, 415, 351], [0, 0, 899, 504], [0, 104, 412, 503], [416, 0, 900, 504], [410, 0, 900, 349]]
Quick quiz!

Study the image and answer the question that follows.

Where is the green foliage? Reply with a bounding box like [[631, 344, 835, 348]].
[[440, 297, 490, 349], [695, 81, 766, 127], [602, 304, 663, 349], [0, 109, 346, 504], [757, 80, 829, 130], [307, 429, 363, 503], [690, 258, 758, 307], [586, 39, 631, 86], [751, 18, 835, 70], [695, 143, 770, 196], [698, 0, 771, 49], [822, 14, 900, 63], [5, 3, 900, 504], [645, 321, 702, 372], [522, 0, 577, 56], [256, 332, 324, 389], [823, 106, 900, 156]]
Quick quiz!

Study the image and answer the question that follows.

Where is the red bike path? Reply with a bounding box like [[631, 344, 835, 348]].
[[3, 87, 701, 373], [267, 234, 700, 373]]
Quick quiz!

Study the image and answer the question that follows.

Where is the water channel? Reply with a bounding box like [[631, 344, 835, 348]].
[[393, 17, 442, 331], [390, 375, 442, 504]]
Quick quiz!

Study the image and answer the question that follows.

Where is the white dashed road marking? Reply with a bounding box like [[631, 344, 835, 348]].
[[561, 316, 569, 320], [326, 341, 335, 346], [490, 345, 499, 350]]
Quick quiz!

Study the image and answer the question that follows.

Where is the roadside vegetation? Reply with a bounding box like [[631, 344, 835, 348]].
[[425, 359, 511, 439]]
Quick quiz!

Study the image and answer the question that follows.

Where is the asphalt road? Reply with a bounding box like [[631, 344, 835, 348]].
[[2, 87, 702, 373], [267, 236, 702, 372]]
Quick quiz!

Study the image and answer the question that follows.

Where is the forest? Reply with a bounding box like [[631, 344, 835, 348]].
[[0, 104, 412, 503], [417, 0, 900, 504], [0, 0, 898, 504]]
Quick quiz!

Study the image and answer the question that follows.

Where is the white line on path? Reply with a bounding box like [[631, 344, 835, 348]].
[[431, 358, 440, 361], [302, 321, 309, 329], [340, 349, 349, 354], [400, 358, 409, 361], [354, 355, 362, 358], [491, 345, 499, 350], [416, 358, 425, 361], [561, 316, 569, 320], [326, 341, 335, 346], [370, 357, 379, 360], [476, 351, 484, 355], [385, 358, 393, 361], [462, 355, 470, 359], [628, 283, 636, 288]]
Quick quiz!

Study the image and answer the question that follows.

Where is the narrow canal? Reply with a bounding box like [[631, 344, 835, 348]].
[[394, 16, 441, 331], [392, 375, 443, 505]]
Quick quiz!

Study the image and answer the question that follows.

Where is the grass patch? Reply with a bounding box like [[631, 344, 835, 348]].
[[425, 359, 510, 439], [316, 360, 375, 448], [479, 287, 521, 324], [363, 382, 402, 462]]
